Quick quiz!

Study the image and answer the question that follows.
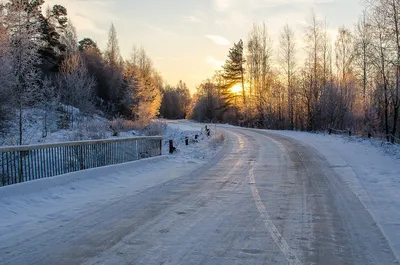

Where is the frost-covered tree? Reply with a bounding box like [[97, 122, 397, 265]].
[[1, 0, 43, 145], [41, 77, 58, 137], [125, 46, 162, 124], [56, 53, 95, 127], [41, 4, 68, 72], [105, 23, 121, 67], [60, 20, 78, 55], [279, 24, 297, 129], [0, 21, 13, 135]]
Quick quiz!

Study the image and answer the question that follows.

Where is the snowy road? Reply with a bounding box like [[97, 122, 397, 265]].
[[0, 124, 398, 264]]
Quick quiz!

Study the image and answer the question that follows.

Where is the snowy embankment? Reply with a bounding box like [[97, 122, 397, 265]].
[[0, 121, 223, 247], [268, 130, 400, 261]]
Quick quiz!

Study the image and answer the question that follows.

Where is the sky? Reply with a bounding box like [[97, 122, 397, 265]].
[[46, 0, 364, 93]]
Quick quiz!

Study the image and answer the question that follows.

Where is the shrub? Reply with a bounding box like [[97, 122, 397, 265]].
[[71, 118, 108, 141], [209, 132, 225, 148], [110, 116, 124, 136], [140, 121, 167, 136]]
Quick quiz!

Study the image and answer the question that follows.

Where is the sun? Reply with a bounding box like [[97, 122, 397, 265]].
[[230, 84, 242, 94]]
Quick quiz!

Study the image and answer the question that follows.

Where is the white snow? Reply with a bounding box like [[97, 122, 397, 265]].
[[267, 130, 400, 261], [0, 121, 223, 249], [1, 107, 139, 146], [2, 119, 399, 261]]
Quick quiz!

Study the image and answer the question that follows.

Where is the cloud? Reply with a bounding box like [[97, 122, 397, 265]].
[[205, 35, 230, 46], [146, 24, 179, 37], [184, 16, 204, 24], [214, 11, 248, 30], [46, 0, 116, 39], [206, 56, 224, 69], [214, 0, 234, 11]]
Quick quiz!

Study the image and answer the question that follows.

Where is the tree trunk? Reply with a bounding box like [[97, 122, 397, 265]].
[[384, 81, 390, 142], [19, 99, 22, 146]]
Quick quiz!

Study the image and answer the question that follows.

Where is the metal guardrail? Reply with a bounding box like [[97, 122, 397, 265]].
[[0, 136, 163, 187]]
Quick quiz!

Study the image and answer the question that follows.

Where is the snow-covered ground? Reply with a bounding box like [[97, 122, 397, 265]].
[[1, 120, 399, 263], [0, 121, 223, 251], [0, 107, 153, 147], [267, 130, 400, 261]]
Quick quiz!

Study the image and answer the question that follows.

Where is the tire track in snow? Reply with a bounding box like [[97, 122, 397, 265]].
[[247, 162, 303, 265]]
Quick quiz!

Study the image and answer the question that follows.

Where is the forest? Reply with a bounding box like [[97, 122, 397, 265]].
[[0, 0, 191, 145], [188, 0, 400, 143], [1, 0, 400, 145]]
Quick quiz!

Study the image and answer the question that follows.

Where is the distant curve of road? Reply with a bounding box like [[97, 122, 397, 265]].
[[1, 124, 398, 265]]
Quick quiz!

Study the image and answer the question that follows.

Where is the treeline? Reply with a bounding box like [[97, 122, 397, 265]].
[[0, 0, 170, 145], [159, 81, 191, 119], [189, 1, 400, 141]]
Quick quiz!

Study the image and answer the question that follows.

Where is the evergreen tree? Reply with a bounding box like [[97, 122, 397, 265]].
[[222, 39, 246, 104], [79, 38, 101, 54], [40, 4, 68, 73]]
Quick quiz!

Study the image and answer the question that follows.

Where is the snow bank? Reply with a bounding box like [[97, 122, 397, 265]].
[[268, 130, 400, 261], [162, 121, 216, 160]]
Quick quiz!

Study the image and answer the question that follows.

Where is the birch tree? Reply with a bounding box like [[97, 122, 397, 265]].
[[279, 24, 296, 129], [354, 11, 373, 129], [247, 23, 273, 126]]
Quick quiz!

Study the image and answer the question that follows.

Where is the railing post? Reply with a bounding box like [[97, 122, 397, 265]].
[[136, 140, 139, 160], [1, 152, 5, 186], [18, 152, 23, 183], [169, 140, 175, 154]]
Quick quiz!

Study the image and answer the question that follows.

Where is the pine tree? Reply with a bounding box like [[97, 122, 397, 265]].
[[222, 40, 246, 104], [79, 38, 101, 54], [40, 4, 68, 73]]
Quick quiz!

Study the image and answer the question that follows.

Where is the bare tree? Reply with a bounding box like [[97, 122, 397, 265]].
[[56, 53, 95, 127], [354, 10, 374, 130], [104, 23, 125, 106], [279, 24, 296, 129], [304, 11, 322, 130], [335, 27, 354, 85], [41, 77, 58, 137], [382, 0, 400, 140], [247, 22, 273, 127], [105, 23, 121, 68], [369, 3, 392, 139]]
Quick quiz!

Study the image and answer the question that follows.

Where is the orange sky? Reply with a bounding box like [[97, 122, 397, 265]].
[[47, 0, 363, 93]]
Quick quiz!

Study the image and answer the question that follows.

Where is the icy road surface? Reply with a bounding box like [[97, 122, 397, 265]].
[[0, 123, 398, 265]]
